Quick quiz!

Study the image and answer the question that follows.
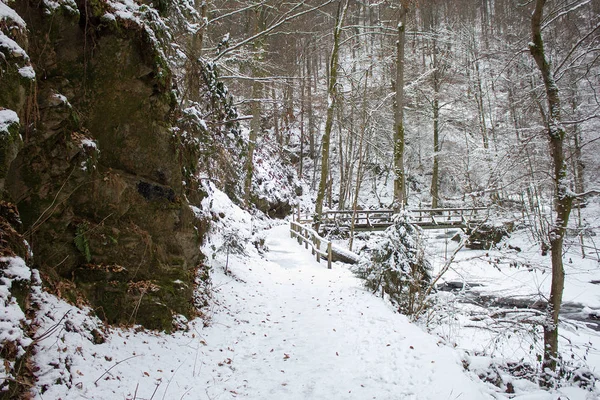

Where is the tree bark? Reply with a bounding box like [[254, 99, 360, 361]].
[[430, 35, 440, 209], [306, 41, 315, 159], [184, 0, 209, 103], [393, 3, 408, 211], [272, 87, 280, 145], [529, 0, 573, 386], [243, 7, 266, 207], [315, 0, 349, 227], [349, 77, 369, 251]]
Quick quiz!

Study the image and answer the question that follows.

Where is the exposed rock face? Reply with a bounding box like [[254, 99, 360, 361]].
[[0, 0, 240, 331], [0, 201, 36, 398], [0, 0, 30, 199], [250, 143, 299, 218], [465, 221, 514, 250]]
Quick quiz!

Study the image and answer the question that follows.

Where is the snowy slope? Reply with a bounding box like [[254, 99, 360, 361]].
[[29, 186, 599, 399], [31, 206, 494, 399]]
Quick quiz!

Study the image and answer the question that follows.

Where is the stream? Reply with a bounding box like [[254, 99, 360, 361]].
[[430, 229, 600, 332], [437, 281, 600, 332]]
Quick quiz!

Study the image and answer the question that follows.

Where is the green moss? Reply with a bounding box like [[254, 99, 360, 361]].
[[41, 0, 80, 20], [134, 297, 173, 331], [87, 0, 111, 18], [0, 119, 22, 182], [9, 280, 30, 312], [74, 223, 92, 263]]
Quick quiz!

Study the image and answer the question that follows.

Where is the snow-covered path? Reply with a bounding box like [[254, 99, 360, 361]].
[[196, 224, 491, 399], [33, 223, 493, 400]]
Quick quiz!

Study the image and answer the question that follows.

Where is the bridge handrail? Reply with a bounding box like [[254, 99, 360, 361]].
[[290, 221, 332, 269], [322, 209, 394, 215], [408, 207, 488, 213], [313, 207, 489, 222], [319, 207, 488, 216], [296, 207, 491, 231]]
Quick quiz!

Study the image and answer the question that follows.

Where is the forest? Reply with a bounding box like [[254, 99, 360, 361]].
[[1, 0, 600, 398]]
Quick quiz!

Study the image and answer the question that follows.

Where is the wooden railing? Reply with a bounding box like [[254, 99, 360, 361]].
[[320, 209, 393, 227], [300, 207, 489, 230], [406, 207, 488, 227], [290, 221, 332, 269]]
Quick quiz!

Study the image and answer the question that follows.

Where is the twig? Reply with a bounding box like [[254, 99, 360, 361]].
[[161, 358, 186, 400], [149, 381, 161, 400], [180, 387, 193, 400], [213, 1, 334, 62], [128, 290, 146, 326], [26, 168, 75, 236], [414, 219, 489, 320], [33, 311, 71, 343], [412, 235, 468, 320], [94, 355, 140, 386]]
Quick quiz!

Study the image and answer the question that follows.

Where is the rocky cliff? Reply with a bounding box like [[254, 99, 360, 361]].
[[0, 0, 243, 332]]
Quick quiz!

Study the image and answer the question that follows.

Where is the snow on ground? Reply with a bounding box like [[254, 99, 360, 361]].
[[0, 256, 34, 386], [29, 188, 600, 399], [33, 224, 493, 399], [30, 187, 495, 400], [420, 225, 600, 396]]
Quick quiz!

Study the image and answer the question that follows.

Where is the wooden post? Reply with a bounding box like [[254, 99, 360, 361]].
[[304, 227, 309, 249], [316, 237, 321, 262], [327, 241, 332, 269]]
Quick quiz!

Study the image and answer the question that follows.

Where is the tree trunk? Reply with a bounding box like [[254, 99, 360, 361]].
[[529, 0, 573, 386], [300, 72, 305, 179], [273, 87, 280, 145], [430, 36, 440, 209], [338, 106, 345, 210], [315, 0, 349, 227], [393, 3, 408, 211], [185, 0, 209, 103], [244, 78, 262, 207], [243, 7, 266, 207], [306, 41, 315, 159], [568, 82, 585, 196], [349, 77, 369, 251]]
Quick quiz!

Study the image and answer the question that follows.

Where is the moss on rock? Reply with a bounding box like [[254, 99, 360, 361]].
[[2, 0, 210, 331]]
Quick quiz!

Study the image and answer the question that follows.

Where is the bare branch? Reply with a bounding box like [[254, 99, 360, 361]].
[[213, 1, 334, 62]]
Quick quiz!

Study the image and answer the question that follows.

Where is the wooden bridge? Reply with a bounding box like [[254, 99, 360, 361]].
[[300, 207, 488, 231], [290, 207, 489, 266]]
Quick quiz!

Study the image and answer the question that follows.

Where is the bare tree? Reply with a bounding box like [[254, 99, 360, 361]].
[[393, 1, 409, 210], [315, 0, 350, 226], [529, 0, 573, 385]]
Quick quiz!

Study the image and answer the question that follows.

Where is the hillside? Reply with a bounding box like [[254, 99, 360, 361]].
[[1, 0, 600, 398]]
